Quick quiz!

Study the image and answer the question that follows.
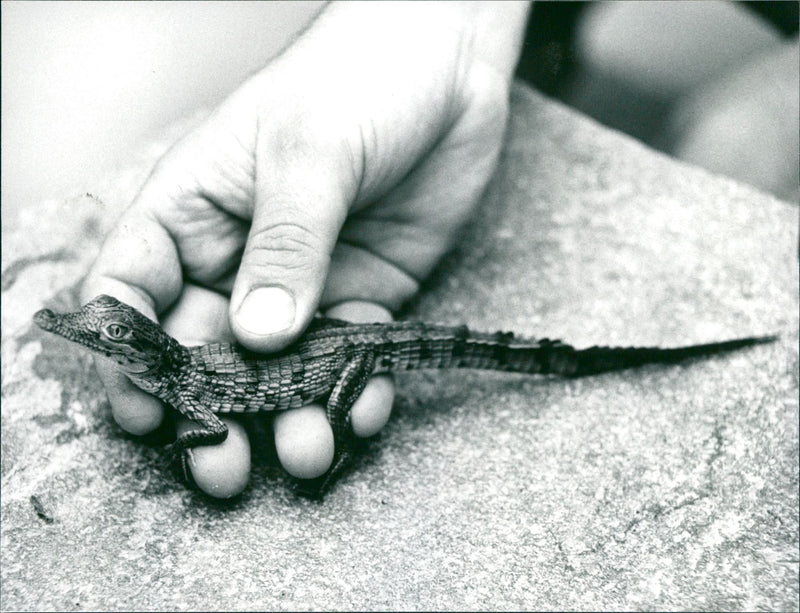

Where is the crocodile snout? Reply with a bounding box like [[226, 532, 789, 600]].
[[33, 308, 57, 331]]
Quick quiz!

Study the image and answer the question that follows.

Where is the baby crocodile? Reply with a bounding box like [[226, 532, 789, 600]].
[[34, 294, 775, 495]]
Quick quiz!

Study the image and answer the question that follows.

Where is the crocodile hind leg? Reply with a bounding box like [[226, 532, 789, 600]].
[[294, 351, 376, 499]]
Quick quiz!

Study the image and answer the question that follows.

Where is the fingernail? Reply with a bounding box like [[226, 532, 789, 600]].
[[236, 286, 295, 335]]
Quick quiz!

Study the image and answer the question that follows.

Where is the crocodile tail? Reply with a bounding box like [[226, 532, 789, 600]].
[[379, 324, 776, 377], [550, 335, 778, 378], [379, 325, 578, 374]]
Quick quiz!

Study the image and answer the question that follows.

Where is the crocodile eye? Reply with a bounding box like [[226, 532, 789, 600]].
[[103, 323, 130, 341]]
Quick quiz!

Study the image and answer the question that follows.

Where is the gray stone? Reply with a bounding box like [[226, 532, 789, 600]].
[[2, 82, 797, 610]]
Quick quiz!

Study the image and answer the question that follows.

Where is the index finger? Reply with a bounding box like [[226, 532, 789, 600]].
[[82, 206, 184, 434]]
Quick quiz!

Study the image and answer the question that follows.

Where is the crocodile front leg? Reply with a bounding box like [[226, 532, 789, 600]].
[[167, 394, 229, 480], [294, 351, 376, 498]]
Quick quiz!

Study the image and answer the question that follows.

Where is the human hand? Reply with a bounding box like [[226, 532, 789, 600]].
[[83, 1, 530, 497]]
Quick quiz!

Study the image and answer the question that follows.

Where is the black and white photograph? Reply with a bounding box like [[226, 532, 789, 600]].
[[2, 1, 798, 610]]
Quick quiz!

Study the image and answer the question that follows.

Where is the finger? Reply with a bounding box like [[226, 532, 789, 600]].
[[83, 207, 183, 313], [325, 300, 395, 438], [82, 204, 184, 435], [228, 107, 354, 354], [273, 405, 335, 479], [93, 354, 164, 436], [176, 416, 250, 499], [161, 285, 251, 497], [271, 301, 394, 479], [160, 284, 234, 345], [321, 242, 420, 313], [80, 270, 164, 435], [349, 375, 395, 439]]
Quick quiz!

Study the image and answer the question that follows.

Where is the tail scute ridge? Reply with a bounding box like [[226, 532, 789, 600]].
[[566, 335, 777, 378]]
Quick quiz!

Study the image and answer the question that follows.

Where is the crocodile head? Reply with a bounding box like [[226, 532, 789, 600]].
[[34, 295, 185, 386]]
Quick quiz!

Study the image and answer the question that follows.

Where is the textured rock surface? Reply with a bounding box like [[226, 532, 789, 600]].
[[2, 83, 797, 610]]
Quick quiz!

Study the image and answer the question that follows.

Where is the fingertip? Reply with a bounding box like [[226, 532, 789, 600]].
[[273, 405, 335, 479], [177, 417, 251, 499], [350, 375, 394, 438], [94, 356, 164, 435], [229, 285, 304, 352], [324, 301, 395, 439], [325, 300, 394, 324]]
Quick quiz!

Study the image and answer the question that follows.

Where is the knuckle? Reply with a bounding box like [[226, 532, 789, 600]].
[[245, 221, 326, 271], [249, 220, 319, 253]]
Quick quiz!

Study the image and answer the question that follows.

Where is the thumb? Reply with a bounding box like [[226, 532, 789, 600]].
[[229, 111, 355, 352]]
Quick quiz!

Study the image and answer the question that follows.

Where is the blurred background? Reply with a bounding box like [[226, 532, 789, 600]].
[[519, 1, 798, 202], [2, 1, 324, 218], [2, 0, 797, 219]]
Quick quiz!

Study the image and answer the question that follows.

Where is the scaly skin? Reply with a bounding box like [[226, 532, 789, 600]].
[[34, 295, 776, 496]]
